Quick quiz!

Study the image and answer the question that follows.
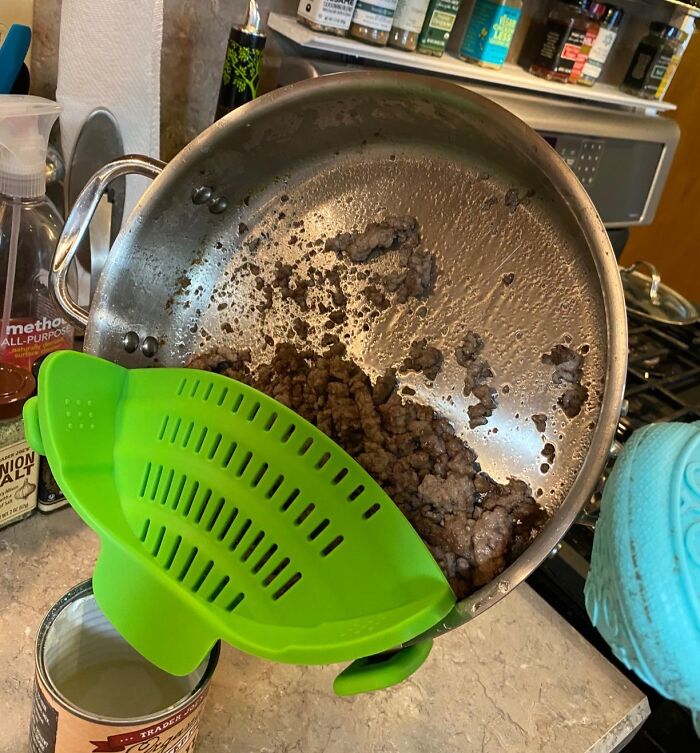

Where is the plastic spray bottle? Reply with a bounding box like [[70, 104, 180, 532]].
[[0, 95, 75, 373]]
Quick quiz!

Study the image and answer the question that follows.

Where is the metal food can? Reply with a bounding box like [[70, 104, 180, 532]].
[[29, 581, 219, 753]]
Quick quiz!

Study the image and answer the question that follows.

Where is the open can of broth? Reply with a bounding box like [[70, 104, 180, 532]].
[[30, 580, 219, 753]]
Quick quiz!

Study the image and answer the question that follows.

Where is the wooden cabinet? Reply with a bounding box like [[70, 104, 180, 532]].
[[621, 35, 700, 303]]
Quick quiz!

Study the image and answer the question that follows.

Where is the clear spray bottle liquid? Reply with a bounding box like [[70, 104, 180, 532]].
[[0, 96, 75, 373]]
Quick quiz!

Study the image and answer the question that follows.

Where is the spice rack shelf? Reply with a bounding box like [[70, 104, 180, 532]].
[[268, 12, 677, 113]]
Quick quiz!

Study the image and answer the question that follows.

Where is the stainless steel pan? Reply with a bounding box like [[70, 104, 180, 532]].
[[51, 72, 627, 641]]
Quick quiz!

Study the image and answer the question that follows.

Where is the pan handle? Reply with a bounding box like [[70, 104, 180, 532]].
[[52, 154, 165, 329]]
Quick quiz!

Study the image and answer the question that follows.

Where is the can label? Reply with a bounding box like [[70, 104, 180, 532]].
[[0, 438, 38, 527], [460, 0, 520, 66], [30, 673, 209, 753], [30, 680, 58, 752], [0, 316, 73, 373], [352, 0, 399, 32], [298, 0, 358, 30]]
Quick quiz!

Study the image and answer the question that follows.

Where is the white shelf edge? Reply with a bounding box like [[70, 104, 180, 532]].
[[269, 12, 676, 114]]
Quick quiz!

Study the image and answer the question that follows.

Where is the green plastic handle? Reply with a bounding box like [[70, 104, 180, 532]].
[[333, 640, 433, 696], [23, 397, 44, 455]]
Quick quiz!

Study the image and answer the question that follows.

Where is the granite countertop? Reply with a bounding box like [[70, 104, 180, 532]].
[[0, 508, 648, 752]]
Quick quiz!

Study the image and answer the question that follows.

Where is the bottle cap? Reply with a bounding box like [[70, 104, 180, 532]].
[[604, 5, 623, 28], [0, 95, 62, 199], [241, 0, 262, 33], [0, 362, 35, 421], [589, 2, 607, 19]]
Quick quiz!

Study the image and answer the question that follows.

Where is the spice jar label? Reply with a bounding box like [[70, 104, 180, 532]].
[[393, 0, 432, 33], [0, 438, 38, 528], [298, 0, 358, 30], [429, 9, 456, 30], [352, 0, 399, 31], [1, 316, 73, 373], [581, 27, 616, 77], [417, 0, 461, 53], [460, 0, 520, 66]]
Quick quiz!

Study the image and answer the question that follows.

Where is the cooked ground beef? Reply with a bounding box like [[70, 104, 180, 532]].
[[455, 331, 484, 366], [541, 343, 588, 418], [541, 344, 582, 385], [559, 383, 589, 419], [384, 246, 437, 303], [325, 215, 420, 262], [531, 413, 547, 433], [468, 385, 498, 429], [362, 283, 390, 310], [541, 442, 555, 465], [291, 317, 310, 340], [326, 215, 437, 304], [190, 343, 545, 598], [400, 339, 443, 382], [455, 331, 497, 428], [271, 261, 310, 310], [504, 188, 520, 213]]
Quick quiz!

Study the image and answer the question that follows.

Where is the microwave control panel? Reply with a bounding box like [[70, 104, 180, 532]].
[[539, 132, 665, 226]]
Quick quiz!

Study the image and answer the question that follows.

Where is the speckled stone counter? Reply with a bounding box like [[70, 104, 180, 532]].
[[1, 508, 648, 752]]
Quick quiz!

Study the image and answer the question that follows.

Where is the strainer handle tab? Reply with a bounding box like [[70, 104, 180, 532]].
[[52, 155, 165, 329], [333, 640, 433, 696]]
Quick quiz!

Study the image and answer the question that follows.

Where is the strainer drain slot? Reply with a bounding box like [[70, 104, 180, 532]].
[[230, 519, 251, 550], [217, 508, 239, 540], [263, 558, 290, 586], [273, 572, 302, 600], [321, 536, 343, 556], [253, 544, 278, 572]]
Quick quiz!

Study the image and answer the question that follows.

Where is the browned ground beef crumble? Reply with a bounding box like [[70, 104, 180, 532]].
[[191, 214, 554, 598], [189, 343, 545, 598]]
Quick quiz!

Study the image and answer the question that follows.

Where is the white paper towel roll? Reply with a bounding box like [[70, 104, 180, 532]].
[[56, 0, 163, 218]]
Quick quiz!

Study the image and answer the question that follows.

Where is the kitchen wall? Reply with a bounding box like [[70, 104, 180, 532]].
[[30, 0, 297, 160]]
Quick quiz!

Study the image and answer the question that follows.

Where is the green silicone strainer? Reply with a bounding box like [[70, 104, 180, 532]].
[[24, 351, 455, 682]]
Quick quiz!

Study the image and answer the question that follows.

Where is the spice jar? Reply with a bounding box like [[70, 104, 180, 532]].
[[655, 26, 691, 99], [297, 0, 360, 35], [621, 23, 680, 99], [459, 0, 522, 69], [349, 0, 400, 45], [568, 1, 606, 84], [528, 0, 589, 82], [417, 0, 462, 56], [389, 0, 432, 50], [0, 362, 38, 529], [577, 5, 623, 87]]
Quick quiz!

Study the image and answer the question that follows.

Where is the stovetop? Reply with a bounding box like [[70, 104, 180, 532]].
[[529, 313, 700, 751], [623, 320, 700, 432]]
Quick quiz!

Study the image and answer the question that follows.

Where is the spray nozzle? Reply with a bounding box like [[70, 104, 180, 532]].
[[0, 95, 62, 199]]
